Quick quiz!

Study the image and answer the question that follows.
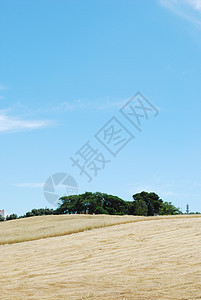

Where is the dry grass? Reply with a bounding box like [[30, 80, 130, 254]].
[[0, 213, 198, 245], [0, 214, 201, 299], [0, 214, 148, 245]]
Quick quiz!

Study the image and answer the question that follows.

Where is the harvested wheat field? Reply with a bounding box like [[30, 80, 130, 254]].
[[0, 215, 201, 299]]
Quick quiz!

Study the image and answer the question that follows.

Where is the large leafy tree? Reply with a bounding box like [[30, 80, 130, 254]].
[[132, 191, 163, 216], [102, 194, 128, 215], [132, 199, 148, 216], [56, 192, 127, 215]]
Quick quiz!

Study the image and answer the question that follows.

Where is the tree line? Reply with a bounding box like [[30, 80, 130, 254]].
[[56, 191, 180, 215], [0, 191, 182, 221]]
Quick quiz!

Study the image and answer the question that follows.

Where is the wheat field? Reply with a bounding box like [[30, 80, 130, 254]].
[[0, 214, 155, 245], [0, 214, 201, 299]]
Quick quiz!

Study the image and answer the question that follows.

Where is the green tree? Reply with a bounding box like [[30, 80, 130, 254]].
[[94, 206, 108, 214], [159, 201, 180, 215], [102, 194, 127, 215], [56, 195, 84, 214], [25, 211, 35, 217], [133, 191, 162, 216], [56, 192, 127, 215], [6, 214, 18, 220], [132, 199, 148, 216]]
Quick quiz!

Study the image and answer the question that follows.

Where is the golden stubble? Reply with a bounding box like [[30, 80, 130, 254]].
[[0, 214, 201, 299]]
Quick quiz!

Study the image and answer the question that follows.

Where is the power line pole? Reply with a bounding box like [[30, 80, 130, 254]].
[[186, 204, 189, 214]]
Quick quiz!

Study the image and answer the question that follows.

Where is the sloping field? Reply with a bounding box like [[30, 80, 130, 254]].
[[0, 214, 154, 245], [0, 214, 197, 245], [0, 215, 201, 299]]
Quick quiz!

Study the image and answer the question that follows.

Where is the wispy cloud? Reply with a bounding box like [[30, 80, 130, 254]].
[[0, 111, 52, 133], [159, 0, 201, 28], [186, 0, 201, 11], [48, 98, 128, 113], [0, 83, 6, 100], [0, 83, 6, 90], [13, 182, 72, 190], [14, 182, 44, 188]]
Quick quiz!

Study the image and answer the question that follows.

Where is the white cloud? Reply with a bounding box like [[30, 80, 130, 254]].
[[0, 112, 52, 133], [159, 0, 201, 28]]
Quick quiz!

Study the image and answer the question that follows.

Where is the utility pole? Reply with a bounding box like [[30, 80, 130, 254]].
[[186, 204, 189, 214]]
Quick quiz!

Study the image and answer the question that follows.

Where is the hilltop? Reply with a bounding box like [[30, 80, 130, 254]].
[[0, 214, 201, 299]]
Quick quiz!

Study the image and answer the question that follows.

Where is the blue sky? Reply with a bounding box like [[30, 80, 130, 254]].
[[0, 0, 201, 215]]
